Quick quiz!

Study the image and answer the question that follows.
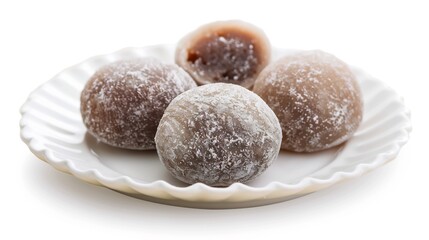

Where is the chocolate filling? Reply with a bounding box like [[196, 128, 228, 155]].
[[186, 31, 261, 83]]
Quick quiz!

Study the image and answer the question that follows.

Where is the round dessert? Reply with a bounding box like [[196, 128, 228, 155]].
[[253, 50, 363, 152], [155, 83, 282, 186], [175, 20, 271, 89], [81, 58, 197, 150]]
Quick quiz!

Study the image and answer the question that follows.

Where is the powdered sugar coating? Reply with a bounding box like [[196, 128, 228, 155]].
[[176, 20, 271, 89], [81, 58, 197, 150], [253, 50, 363, 152], [155, 83, 282, 186]]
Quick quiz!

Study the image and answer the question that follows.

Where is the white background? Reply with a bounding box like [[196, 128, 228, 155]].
[[1, 0, 428, 239]]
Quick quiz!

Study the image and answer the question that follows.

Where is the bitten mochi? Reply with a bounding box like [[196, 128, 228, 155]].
[[80, 58, 197, 150], [253, 50, 363, 152], [155, 83, 282, 186], [175, 20, 271, 89]]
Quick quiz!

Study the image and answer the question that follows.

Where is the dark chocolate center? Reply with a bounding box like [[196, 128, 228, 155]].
[[187, 31, 260, 83]]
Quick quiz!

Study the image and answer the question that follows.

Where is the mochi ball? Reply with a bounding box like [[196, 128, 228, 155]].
[[253, 50, 363, 152], [175, 20, 271, 89], [155, 83, 282, 186], [81, 58, 197, 150]]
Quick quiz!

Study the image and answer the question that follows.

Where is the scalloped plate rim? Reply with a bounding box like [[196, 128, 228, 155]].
[[19, 45, 412, 207]]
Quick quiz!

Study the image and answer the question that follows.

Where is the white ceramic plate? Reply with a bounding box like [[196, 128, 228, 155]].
[[20, 45, 411, 208]]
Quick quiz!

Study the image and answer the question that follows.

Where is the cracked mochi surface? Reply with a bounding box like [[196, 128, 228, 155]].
[[155, 83, 282, 186], [253, 50, 363, 152], [81, 58, 197, 150], [175, 20, 271, 89]]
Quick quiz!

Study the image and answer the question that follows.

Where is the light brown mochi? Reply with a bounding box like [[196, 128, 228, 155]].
[[155, 83, 282, 186], [81, 58, 197, 150], [253, 50, 363, 152], [175, 20, 271, 89]]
